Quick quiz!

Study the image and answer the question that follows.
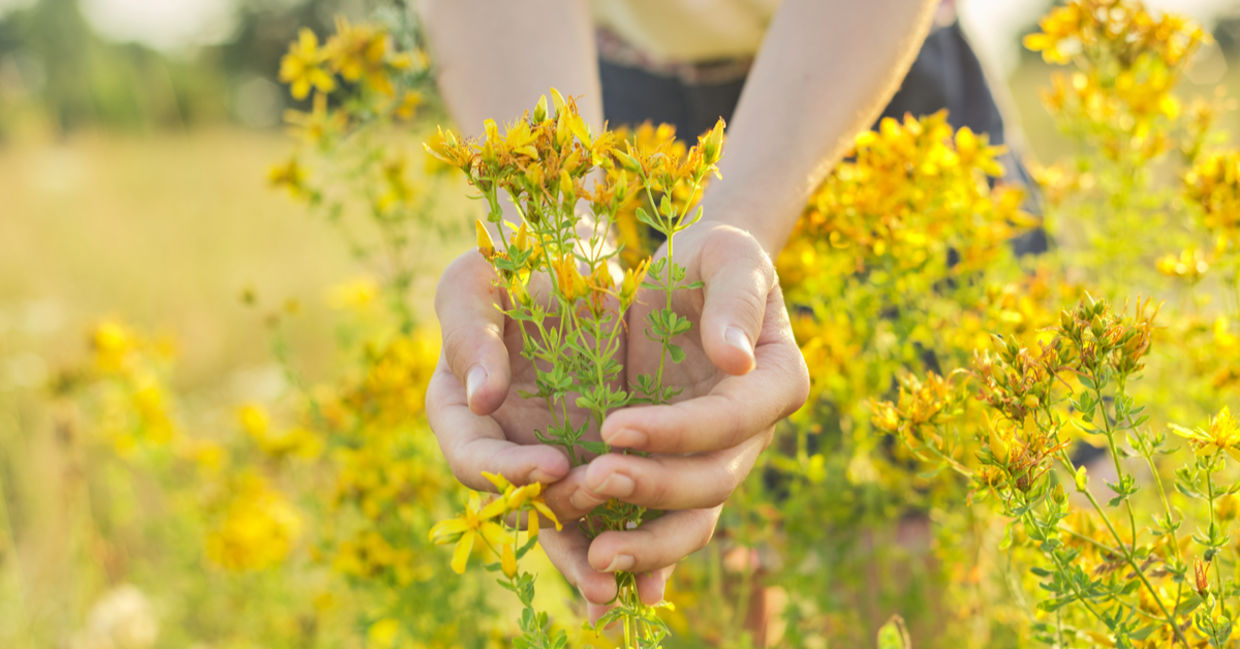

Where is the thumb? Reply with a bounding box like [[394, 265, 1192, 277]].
[[696, 225, 776, 376], [434, 250, 512, 414]]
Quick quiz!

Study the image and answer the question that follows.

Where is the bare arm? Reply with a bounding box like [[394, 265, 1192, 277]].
[[417, 0, 602, 134], [703, 0, 939, 254]]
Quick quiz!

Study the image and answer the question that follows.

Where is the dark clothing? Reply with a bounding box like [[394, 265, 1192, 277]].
[[599, 22, 1004, 147], [598, 21, 1046, 254]]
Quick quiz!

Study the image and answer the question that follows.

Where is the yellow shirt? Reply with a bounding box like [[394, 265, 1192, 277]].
[[591, 0, 959, 64], [590, 0, 780, 63]]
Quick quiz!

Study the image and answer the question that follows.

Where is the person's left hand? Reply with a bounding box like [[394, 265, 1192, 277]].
[[541, 222, 810, 621]]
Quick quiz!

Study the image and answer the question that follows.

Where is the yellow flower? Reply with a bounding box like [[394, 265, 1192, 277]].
[[283, 92, 347, 145], [619, 260, 649, 308], [550, 254, 588, 302], [393, 90, 423, 121], [428, 492, 512, 574], [91, 318, 134, 373], [1170, 406, 1240, 461], [480, 472, 561, 537], [501, 542, 518, 579], [326, 17, 393, 94], [267, 157, 308, 199], [1154, 248, 1209, 281], [205, 475, 303, 572], [475, 220, 496, 260], [279, 28, 337, 100], [325, 276, 379, 311]]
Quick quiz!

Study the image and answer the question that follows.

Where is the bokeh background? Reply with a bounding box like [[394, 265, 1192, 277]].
[[2, 0, 1240, 646]]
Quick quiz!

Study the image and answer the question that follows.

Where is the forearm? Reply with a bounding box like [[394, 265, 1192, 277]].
[[701, 0, 938, 255], [418, 0, 603, 135]]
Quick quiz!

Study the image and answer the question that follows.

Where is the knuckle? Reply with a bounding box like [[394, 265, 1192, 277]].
[[448, 462, 480, 489], [704, 465, 735, 508], [435, 252, 492, 316], [784, 353, 812, 416], [692, 516, 716, 551], [440, 326, 478, 371], [731, 285, 767, 329], [434, 254, 472, 314], [646, 472, 672, 506]]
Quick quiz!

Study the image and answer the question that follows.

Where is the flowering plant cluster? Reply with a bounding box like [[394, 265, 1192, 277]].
[[426, 88, 725, 648], [42, 1, 1240, 648]]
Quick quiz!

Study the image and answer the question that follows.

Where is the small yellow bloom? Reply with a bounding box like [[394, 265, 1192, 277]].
[[1170, 406, 1240, 461], [475, 220, 496, 260], [501, 542, 518, 579], [279, 28, 337, 100], [428, 492, 511, 574]]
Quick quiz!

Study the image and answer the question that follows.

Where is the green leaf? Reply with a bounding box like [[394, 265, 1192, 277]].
[[999, 523, 1014, 550], [877, 616, 911, 649], [1175, 592, 1204, 616], [668, 343, 686, 364], [578, 440, 610, 455], [635, 206, 658, 230]]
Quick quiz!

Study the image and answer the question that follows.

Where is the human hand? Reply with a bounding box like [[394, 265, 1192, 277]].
[[540, 222, 810, 620], [424, 249, 581, 492]]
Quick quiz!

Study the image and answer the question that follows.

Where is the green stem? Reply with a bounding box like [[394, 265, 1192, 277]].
[[1204, 457, 1228, 619], [1061, 452, 1188, 647], [1092, 380, 1139, 550]]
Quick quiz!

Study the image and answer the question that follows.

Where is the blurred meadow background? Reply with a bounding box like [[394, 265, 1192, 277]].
[[3, 0, 1240, 647]]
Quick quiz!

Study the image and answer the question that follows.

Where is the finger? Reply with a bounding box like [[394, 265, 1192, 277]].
[[425, 359, 569, 490], [538, 523, 617, 608], [600, 330, 808, 454], [636, 565, 675, 605], [434, 251, 511, 414], [541, 465, 607, 522], [579, 430, 768, 509], [588, 507, 722, 576], [696, 225, 776, 376], [586, 602, 612, 627]]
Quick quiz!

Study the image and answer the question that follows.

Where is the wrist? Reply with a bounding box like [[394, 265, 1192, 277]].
[[697, 186, 794, 257]]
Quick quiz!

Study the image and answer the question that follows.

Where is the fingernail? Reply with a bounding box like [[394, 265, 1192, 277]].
[[603, 554, 634, 573], [604, 427, 647, 448], [595, 472, 635, 498], [465, 365, 487, 405], [570, 488, 602, 512], [725, 326, 753, 358], [651, 580, 667, 604], [529, 468, 556, 485]]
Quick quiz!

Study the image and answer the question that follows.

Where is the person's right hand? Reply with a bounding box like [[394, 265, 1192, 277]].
[[424, 250, 578, 492]]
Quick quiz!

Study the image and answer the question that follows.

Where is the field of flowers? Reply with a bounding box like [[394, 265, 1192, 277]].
[[5, 1, 1240, 648]]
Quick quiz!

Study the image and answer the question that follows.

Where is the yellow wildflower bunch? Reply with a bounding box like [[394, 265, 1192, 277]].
[[1026, 0, 1207, 164], [341, 331, 439, 425], [1171, 405, 1240, 462], [278, 28, 337, 100], [1025, 0, 1205, 69], [279, 16, 422, 102], [775, 110, 1036, 471], [71, 319, 187, 455], [788, 111, 1029, 279], [611, 122, 689, 265], [428, 474, 564, 643], [1185, 152, 1240, 242], [878, 294, 1240, 648], [205, 473, 303, 572], [428, 89, 723, 648]]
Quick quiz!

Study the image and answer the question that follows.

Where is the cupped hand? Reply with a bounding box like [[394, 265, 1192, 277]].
[[424, 250, 580, 491], [540, 222, 810, 618]]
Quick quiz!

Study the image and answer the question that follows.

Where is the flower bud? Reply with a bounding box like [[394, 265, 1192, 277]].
[[475, 220, 496, 259]]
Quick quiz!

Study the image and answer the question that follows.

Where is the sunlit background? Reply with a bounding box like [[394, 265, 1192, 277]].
[[2, 0, 1240, 647]]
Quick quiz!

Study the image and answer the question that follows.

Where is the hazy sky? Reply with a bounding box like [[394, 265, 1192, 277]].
[[1, 0, 1236, 67]]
